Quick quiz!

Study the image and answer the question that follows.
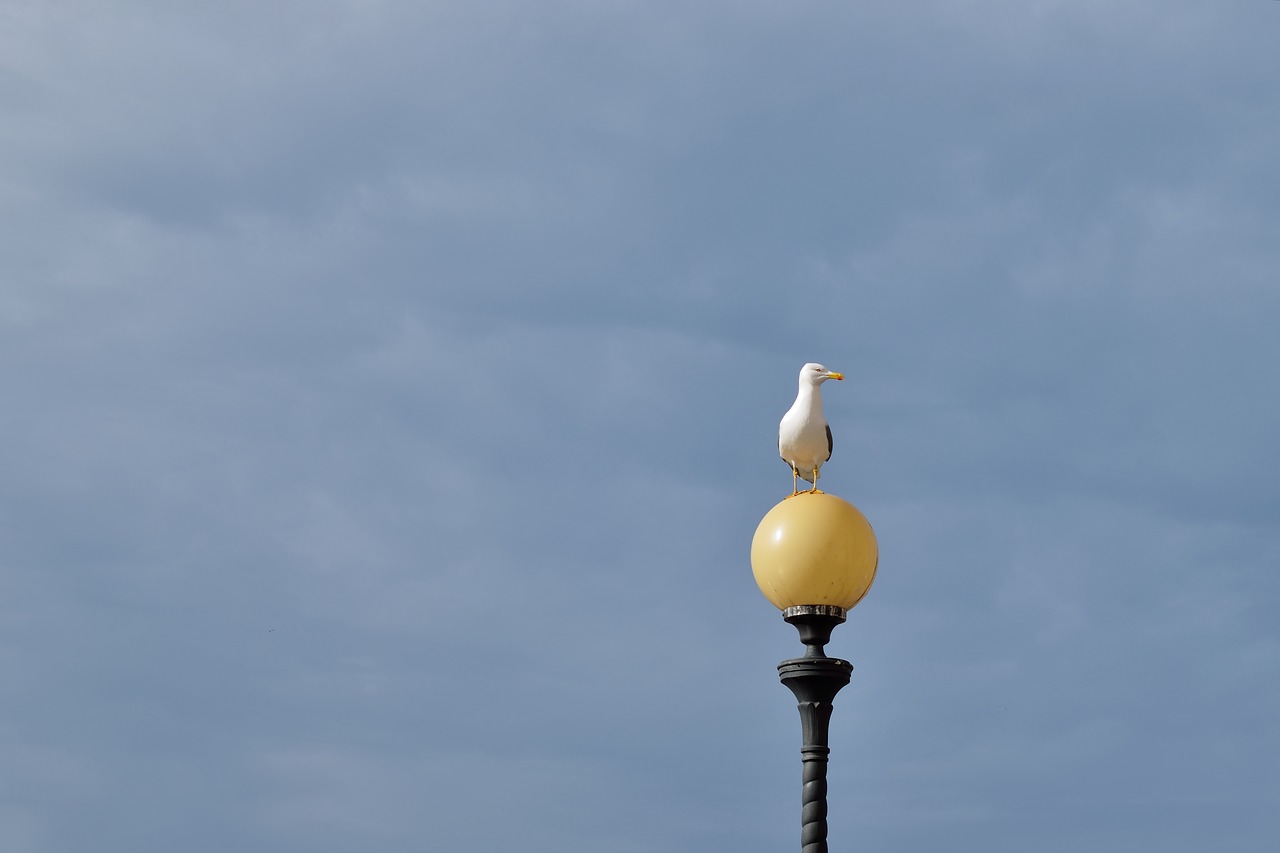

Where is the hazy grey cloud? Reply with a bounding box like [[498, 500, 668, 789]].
[[1, 1, 1277, 851]]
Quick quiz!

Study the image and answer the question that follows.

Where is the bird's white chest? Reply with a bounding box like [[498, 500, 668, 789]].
[[779, 405, 821, 437], [778, 396, 828, 464]]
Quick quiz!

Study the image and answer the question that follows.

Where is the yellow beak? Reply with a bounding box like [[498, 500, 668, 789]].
[[827, 372, 844, 381]]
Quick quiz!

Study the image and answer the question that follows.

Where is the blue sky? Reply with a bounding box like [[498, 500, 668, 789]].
[[2, 2, 1278, 851]]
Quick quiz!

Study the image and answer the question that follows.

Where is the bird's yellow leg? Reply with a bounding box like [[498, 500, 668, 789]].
[[790, 465, 800, 497], [809, 467, 821, 494]]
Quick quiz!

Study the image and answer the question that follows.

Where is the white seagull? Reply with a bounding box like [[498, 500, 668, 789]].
[[778, 362, 844, 495]]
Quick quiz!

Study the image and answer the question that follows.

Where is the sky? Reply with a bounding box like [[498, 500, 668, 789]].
[[2, 1, 1278, 851]]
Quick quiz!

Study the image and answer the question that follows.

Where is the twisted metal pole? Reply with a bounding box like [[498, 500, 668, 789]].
[[779, 606, 853, 853]]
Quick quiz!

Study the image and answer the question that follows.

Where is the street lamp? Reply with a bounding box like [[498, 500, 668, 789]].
[[751, 492, 879, 853]]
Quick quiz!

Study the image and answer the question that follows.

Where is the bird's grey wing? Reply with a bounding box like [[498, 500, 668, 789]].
[[825, 423, 834, 461]]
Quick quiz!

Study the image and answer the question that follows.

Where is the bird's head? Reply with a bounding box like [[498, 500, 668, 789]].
[[801, 362, 844, 385]]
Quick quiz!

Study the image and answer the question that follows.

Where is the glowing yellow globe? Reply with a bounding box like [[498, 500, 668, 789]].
[[751, 492, 879, 611]]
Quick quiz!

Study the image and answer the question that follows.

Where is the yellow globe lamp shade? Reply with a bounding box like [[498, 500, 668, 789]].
[[751, 492, 878, 611]]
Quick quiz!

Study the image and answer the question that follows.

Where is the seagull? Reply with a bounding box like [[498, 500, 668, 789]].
[[778, 362, 844, 495]]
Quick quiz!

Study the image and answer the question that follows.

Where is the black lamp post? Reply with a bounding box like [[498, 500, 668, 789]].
[[751, 493, 879, 853], [779, 605, 853, 852]]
